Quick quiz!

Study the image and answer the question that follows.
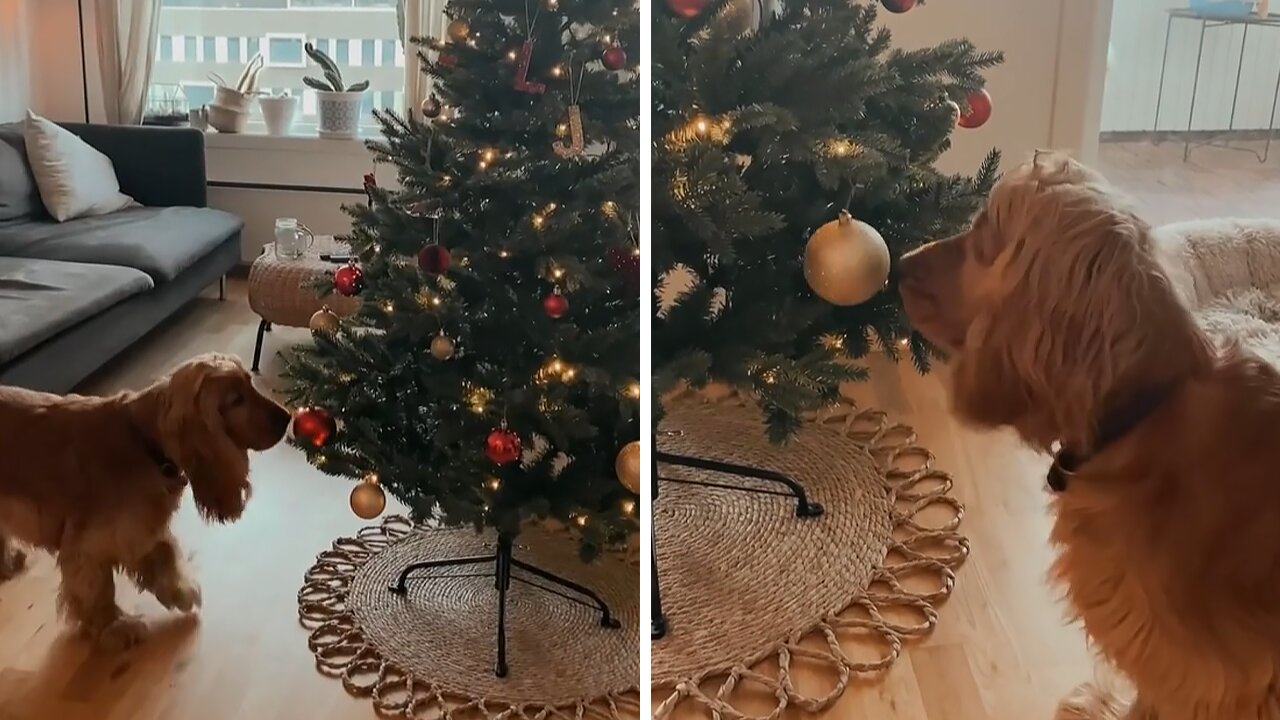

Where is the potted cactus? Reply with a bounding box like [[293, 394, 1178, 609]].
[[304, 42, 370, 139]]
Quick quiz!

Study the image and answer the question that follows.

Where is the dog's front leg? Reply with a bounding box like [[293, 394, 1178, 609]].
[[125, 531, 201, 613], [56, 548, 145, 649]]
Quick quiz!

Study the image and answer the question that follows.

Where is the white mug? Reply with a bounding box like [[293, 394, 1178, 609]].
[[188, 106, 209, 131]]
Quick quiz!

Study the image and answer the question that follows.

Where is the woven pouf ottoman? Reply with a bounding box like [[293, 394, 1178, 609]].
[[247, 237, 360, 372]]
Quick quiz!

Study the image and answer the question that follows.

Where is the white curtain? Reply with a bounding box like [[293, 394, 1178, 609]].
[[0, 0, 32, 122], [95, 0, 161, 125], [401, 0, 449, 119]]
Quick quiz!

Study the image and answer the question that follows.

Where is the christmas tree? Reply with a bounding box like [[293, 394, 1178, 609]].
[[653, 0, 1002, 440], [284, 0, 640, 561]]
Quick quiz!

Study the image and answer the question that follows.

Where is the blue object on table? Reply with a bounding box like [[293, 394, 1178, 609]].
[[1189, 0, 1256, 16]]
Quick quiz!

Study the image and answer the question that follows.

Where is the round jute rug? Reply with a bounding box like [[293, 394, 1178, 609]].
[[653, 395, 968, 719], [298, 519, 640, 718]]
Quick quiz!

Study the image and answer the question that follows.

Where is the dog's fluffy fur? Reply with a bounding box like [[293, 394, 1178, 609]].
[[899, 152, 1280, 719], [0, 353, 289, 648]]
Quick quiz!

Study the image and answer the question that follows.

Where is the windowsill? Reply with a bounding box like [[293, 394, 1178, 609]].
[[201, 127, 377, 153]]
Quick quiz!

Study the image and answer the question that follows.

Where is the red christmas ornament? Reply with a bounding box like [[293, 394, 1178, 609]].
[[602, 46, 627, 71], [543, 291, 569, 319], [362, 172, 376, 190], [334, 263, 364, 296], [438, 54, 457, 68], [608, 246, 640, 290], [957, 89, 993, 129], [417, 244, 451, 274], [880, 0, 916, 13], [292, 406, 336, 448], [666, 0, 709, 18], [485, 428, 522, 464]]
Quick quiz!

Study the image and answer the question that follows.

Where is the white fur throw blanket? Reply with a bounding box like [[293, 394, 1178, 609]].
[[1156, 218, 1280, 367]]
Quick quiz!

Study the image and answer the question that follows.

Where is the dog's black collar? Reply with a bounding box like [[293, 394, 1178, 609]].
[[128, 419, 184, 482], [1047, 385, 1174, 493]]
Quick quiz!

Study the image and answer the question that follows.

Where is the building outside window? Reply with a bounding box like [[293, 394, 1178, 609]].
[[147, 0, 404, 134]]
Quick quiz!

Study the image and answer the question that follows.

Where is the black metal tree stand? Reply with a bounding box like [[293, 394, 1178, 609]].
[[651, 433, 825, 640], [389, 534, 622, 677]]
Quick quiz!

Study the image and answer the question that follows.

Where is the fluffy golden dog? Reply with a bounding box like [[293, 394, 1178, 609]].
[[0, 353, 289, 648], [899, 152, 1280, 719]]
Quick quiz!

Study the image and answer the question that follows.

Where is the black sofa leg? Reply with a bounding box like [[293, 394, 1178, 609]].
[[252, 319, 271, 374], [218, 276, 226, 301]]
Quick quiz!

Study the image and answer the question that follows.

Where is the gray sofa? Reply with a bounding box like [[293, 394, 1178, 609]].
[[0, 123, 241, 393]]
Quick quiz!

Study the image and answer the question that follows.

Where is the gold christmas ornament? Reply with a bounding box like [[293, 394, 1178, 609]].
[[309, 306, 340, 333], [447, 19, 470, 42], [615, 440, 641, 493], [803, 210, 891, 306], [350, 480, 386, 519], [430, 334, 456, 360]]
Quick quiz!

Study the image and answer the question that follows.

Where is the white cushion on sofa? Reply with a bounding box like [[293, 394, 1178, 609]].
[[22, 110, 136, 222]]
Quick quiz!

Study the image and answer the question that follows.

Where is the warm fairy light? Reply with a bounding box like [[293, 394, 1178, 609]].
[[562, 367, 577, 381], [550, 65, 564, 78], [497, 249, 511, 258], [602, 34, 613, 44], [693, 115, 711, 135], [484, 476, 502, 491], [531, 213, 546, 229], [382, 300, 395, 313], [548, 357, 565, 374], [761, 369, 778, 384], [547, 0, 558, 7], [432, 296, 443, 307], [625, 381, 640, 399], [898, 337, 911, 348], [315, 456, 327, 467], [574, 514, 589, 528], [601, 200, 618, 217], [482, 148, 497, 162], [545, 202, 558, 212], [478, 159, 489, 170], [821, 334, 845, 351], [620, 499, 637, 515], [555, 122, 568, 136], [538, 356, 577, 384], [507, 49, 518, 61], [439, 174, 453, 187], [551, 266, 566, 280], [467, 386, 494, 413], [826, 138, 859, 157], [365, 472, 379, 484]]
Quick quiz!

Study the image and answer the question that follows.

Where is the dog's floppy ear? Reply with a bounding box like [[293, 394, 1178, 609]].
[[159, 355, 251, 523]]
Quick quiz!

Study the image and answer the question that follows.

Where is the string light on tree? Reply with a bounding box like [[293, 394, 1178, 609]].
[[484, 476, 502, 492], [350, 473, 387, 519], [803, 211, 891, 305]]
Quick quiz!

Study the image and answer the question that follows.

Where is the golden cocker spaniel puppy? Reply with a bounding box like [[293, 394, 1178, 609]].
[[899, 152, 1280, 719], [0, 353, 289, 648]]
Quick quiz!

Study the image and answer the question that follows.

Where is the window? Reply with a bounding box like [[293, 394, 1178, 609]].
[[147, 0, 405, 133]]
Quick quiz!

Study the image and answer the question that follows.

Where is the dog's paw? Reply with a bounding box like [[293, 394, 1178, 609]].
[[97, 614, 148, 651], [155, 580, 202, 613], [0, 548, 26, 581]]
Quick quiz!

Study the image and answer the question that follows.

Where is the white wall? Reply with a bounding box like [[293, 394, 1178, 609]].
[[1103, 0, 1280, 132], [0, 0, 33, 123], [883, 0, 1111, 170]]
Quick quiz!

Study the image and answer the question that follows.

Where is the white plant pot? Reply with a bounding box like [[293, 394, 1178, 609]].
[[316, 90, 364, 139], [259, 95, 299, 136]]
